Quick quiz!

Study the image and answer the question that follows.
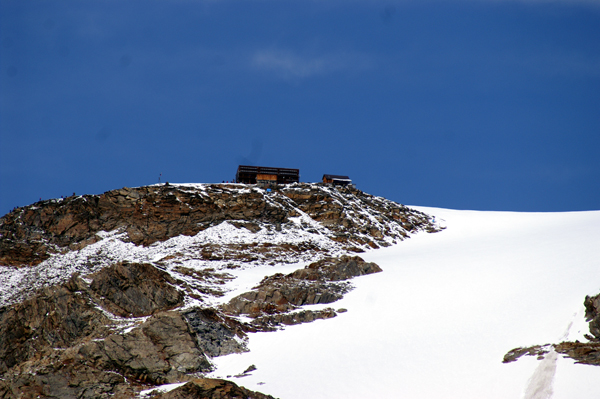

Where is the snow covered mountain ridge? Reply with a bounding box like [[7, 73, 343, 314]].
[[3, 183, 599, 398], [0, 183, 439, 308], [0, 182, 440, 398]]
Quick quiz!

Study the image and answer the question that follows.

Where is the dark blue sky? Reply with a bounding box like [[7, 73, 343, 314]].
[[1, 0, 599, 215]]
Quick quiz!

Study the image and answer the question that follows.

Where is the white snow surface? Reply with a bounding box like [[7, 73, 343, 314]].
[[206, 207, 600, 399]]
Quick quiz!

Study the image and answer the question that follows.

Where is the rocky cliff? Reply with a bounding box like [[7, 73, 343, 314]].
[[0, 182, 441, 398]]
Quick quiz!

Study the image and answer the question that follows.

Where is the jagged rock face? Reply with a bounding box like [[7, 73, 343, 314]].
[[0, 275, 111, 374], [1, 312, 212, 398], [281, 186, 433, 242], [0, 260, 186, 375], [0, 185, 283, 267], [0, 184, 288, 267], [0, 183, 437, 268], [0, 262, 219, 396], [89, 261, 184, 317], [80, 311, 212, 384], [0, 360, 132, 399]]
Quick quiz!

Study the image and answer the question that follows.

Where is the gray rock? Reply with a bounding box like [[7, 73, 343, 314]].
[[184, 308, 248, 357]]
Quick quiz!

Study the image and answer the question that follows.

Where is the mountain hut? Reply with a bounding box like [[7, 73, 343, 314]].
[[322, 174, 352, 186], [236, 165, 300, 187]]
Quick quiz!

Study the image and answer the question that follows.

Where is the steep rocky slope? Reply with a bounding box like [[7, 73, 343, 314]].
[[0, 183, 440, 398]]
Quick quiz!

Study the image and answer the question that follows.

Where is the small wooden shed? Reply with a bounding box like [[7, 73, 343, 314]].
[[322, 174, 352, 186]]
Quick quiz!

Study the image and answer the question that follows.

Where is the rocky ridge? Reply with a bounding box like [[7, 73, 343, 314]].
[[0, 183, 434, 268], [0, 183, 441, 398], [0, 183, 438, 309]]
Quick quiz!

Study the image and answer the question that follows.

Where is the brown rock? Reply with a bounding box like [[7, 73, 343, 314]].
[[80, 311, 211, 385], [555, 341, 600, 365], [221, 256, 381, 323], [0, 360, 131, 399], [289, 255, 382, 281], [585, 293, 600, 340], [90, 261, 184, 317], [504, 292, 600, 367], [153, 378, 276, 399], [0, 275, 110, 374], [251, 308, 337, 331]]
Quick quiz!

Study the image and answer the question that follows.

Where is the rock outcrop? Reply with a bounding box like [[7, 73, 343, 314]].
[[0, 262, 216, 397], [184, 308, 249, 357], [89, 261, 184, 318], [0, 274, 111, 374], [0, 184, 288, 267], [585, 293, 600, 340], [0, 311, 213, 398], [222, 256, 381, 329], [79, 311, 212, 384], [504, 292, 600, 366]]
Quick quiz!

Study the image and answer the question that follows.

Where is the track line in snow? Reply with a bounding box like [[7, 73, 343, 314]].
[[523, 314, 578, 399]]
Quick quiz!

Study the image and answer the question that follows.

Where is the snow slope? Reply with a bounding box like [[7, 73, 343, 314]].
[[207, 208, 600, 398]]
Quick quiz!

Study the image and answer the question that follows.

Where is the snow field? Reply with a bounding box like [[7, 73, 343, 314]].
[[208, 208, 600, 398]]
